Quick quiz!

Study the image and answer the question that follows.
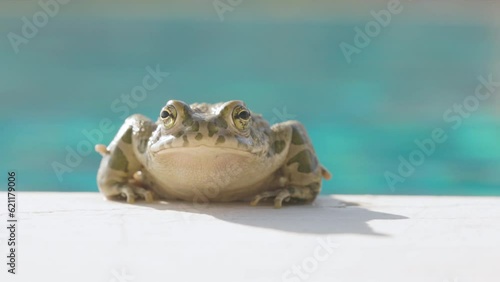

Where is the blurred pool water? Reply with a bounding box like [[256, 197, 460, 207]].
[[1, 17, 499, 195]]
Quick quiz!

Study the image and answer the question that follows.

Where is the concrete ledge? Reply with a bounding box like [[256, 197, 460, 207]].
[[1, 193, 499, 282]]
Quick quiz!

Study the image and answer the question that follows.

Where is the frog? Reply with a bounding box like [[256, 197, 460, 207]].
[[95, 100, 331, 208]]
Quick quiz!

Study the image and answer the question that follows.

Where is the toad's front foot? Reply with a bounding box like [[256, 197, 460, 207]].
[[111, 185, 156, 204], [250, 189, 291, 208], [250, 185, 318, 208]]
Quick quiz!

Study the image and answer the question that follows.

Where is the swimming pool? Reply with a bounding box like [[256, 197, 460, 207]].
[[1, 2, 499, 195]]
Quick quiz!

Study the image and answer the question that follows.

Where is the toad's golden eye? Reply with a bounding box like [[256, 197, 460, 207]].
[[160, 105, 177, 129], [232, 105, 251, 130]]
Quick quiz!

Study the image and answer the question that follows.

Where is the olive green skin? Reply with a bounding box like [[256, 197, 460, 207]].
[[95, 100, 331, 208]]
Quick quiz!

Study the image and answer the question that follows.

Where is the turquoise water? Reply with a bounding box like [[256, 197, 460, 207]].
[[1, 16, 499, 195]]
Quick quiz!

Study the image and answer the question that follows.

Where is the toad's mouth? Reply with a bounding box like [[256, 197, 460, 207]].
[[151, 145, 254, 156], [149, 135, 259, 155]]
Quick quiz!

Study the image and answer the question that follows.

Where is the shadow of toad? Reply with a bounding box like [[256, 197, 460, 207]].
[[134, 196, 407, 235]]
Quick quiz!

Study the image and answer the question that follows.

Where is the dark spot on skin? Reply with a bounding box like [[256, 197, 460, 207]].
[[306, 182, 321, 193], [291, 126, 306, 145], [286, 150, 318, 173], [215, 117, 228, 129], [208, 123, 219, 137], [191, 121, 199, 132], [121, 127, 133, 144], [175, 130, 184, 138], [272, 140, 286, 154], [183, 135, 189, 147], [216, 135, 226, 145], [195, 133, 203, 141], [182, 116, 194, 127], [137, 139, 148, 153], [109, 147, 128, 172]]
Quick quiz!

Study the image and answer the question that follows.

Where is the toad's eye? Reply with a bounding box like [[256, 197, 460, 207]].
[[237, 110, 251, 120], [161, 111, 170, 119], [232, 105, 251, 131], [160, 105, 177, 129]]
